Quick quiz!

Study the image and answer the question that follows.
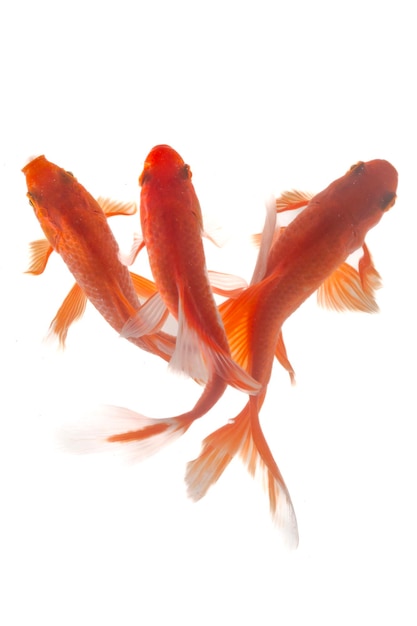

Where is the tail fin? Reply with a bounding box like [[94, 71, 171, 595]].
[[62, 373, 228, 462], [61, 406, 191, 462], [185, 396, 299, 548]]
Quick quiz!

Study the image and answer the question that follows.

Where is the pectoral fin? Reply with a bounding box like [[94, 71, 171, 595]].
[[48, 283, 87, 347], [317, 257, 380, 313], [25, 239, 53, 275]]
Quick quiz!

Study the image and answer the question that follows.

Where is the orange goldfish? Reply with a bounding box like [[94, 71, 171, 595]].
[[23, 155, 175, 361], [73, 145, 260, 457], [185, 160, 398, 547]]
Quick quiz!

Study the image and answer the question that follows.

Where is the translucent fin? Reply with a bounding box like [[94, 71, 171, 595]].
[[121, 292, 168, 338], [204, 343, 261, 394], [207, 270, 248, 297], [61, 406, 189, 462], [48, 283, 87, 347], [96, 197, 137, 217], [251, 196, 279, 284], [170, 295, 261, 393], [119, 233, 145, 266], [202, 216, 228, 247], [25, 239, 53, 275], [169, 295, 210, 382], [317, 262, 379, 313]]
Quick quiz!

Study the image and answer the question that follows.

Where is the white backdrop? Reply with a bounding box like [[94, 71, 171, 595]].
[[1, 1, 415, 624]]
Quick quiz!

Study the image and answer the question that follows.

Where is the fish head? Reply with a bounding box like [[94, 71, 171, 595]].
[[139, 144, 192, 186], [347, 159, 398, 224], [22, 155, 82, 246], [328, 159, 398, 250]]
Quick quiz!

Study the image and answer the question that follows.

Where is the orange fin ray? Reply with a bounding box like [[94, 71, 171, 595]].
[[317, 261, 379, 312], [129, 271, 158, 301], [275, 189, 313, 213], [186, 398, 299, 548], [120, 292, 168, 338], [25, 239, 53, 275], [96, 197, 137, 217], [47, 283, 87, 347]]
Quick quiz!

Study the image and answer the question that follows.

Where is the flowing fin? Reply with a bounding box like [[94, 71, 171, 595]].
[[207, 270, 248, 297], [358, 243, 382, 295], [251, 196, 279, 284], [275, 331, 296, 384], [135, 331, 176, 364], [186, 396, 299, 548], [96, 197, 137, 217], [129, 271, 158, 300], [62, 371, 229, 461], [220, 296, 295, 383], [202, 216, 228, 247], [219, 274, 272, 368], [169, 293, 261, 393], [169, 295, 210, 382], [61, 407, 190, 462], [317, 261, 379, 313], [25, 239, 53, 275], [121, 292, 168, 338], [119, 233, 145, 266], [219, 297, 251, 371], [47, 283, 87, 347], [201, 342, 261, 394]]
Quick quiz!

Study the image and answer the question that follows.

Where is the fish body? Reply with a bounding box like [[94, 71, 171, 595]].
[[186, 160, 398, 546], [23, 155, 174, 360]]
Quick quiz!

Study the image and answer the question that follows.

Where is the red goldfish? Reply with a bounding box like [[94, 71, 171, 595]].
[[73, 145, 260, 458], [23, 155, 175, 361], [123, 144, 260, 390], [185, 160, 397, 547]]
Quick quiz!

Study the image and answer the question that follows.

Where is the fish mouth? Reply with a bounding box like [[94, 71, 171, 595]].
[[23, 154, 44, 167]]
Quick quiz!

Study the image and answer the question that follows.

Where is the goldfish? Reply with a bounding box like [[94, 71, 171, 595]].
[[23, 155, 175, 361], [72, 145, 260, 458], [185, 160, 397, 547], [123, 144, 260, 390]]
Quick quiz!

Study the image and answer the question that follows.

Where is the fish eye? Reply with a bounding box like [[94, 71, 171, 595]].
[[349, 161, 366, 174], [27, 192, 35, 208], [380, 191, 396, 211], [180, 164, 192, 180]]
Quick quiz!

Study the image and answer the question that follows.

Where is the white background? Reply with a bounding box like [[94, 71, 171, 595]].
[[1, 1, 416, 624]]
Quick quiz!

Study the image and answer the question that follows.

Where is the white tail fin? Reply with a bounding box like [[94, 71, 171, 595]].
[[60, 406, 190, 463]]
